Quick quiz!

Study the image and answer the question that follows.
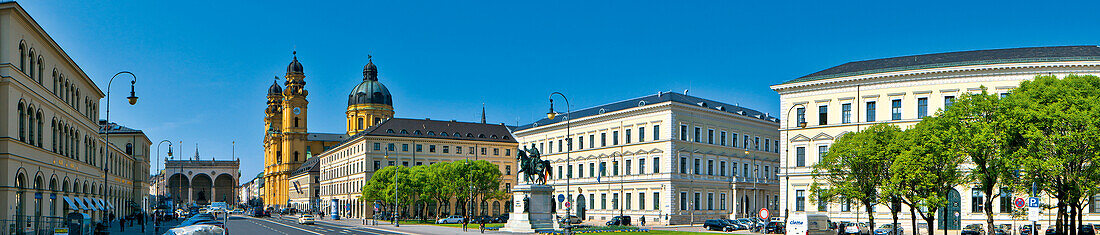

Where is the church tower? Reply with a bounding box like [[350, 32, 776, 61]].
[[345, 56, 394, 135], [265, 51, 310, 207], [262, 77, 283, 207]]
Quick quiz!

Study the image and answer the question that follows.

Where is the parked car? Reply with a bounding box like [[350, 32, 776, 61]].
[[963, 224, 985, 235], [1022, 225, 1043, 235], [297, 214, 315, 225], [436, 215, 464, 224], [606, 216, 631, 226], [704, 219, 738, 232], [1047, 225, 1072, 235], [995, 229, 1010, 235], [471, 215, 494, 224], [493, 214, 509, 223], [176, 214, 228, 234], [738, 218, 758, 230], [164, 224, 226, 235], [1081, 225, 1097, 235], [725, 219, 747, 230], [559, 215, 582, 225], [874, 223, 904, 235], [765, 221, 786, 234], [845, 222, 871, 235]]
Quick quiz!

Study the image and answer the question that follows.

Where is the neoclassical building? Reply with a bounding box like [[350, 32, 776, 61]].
[[771, 46, 1100, 231], [513, 92, 781, 226], [160, 152, 239, 207], [0, 1, 151, 233]]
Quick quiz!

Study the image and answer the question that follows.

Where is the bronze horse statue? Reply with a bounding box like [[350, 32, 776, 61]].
[[517, 147, 552, 184]]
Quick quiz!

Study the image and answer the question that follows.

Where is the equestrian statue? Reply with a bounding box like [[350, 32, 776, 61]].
[[516, 147, 552, 184]]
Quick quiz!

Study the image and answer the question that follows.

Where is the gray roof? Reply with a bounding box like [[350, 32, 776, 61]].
[[514, 91, 778, 132], [360, 118, 516, 143], [782, 45, 1100, 85], [291, 156, 320, 176], [98, 120, 143, 134], [307, 133, 348, 142]]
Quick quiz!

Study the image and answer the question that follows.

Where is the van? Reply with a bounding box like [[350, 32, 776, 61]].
[[788, 214, 836, 235]]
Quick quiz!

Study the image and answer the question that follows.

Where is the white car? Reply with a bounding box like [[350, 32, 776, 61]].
[[436, 215, 464, 224], [298, 214, 315, 225]]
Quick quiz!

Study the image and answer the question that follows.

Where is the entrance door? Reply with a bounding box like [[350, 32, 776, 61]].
[[938, 189, 962, 230], [576, 195, 586, 219]]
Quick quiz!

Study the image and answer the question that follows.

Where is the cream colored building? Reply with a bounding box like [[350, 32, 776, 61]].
[[288, 156, 319, 212], [771, 46, 1100, 231], [0, 2, 151, 232], [318, 118, 517, 219], [513, 92, 781, 226]]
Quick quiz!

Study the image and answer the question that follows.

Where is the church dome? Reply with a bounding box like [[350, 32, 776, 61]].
[[268, 79, 283, 95], [287, 51, 303, 74], [348, 58, 392, 106]]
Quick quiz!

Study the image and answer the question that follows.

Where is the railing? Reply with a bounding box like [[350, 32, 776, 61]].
[[0, 216, 87, 235]]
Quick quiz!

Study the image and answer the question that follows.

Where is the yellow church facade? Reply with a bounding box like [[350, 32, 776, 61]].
[[262, 54, 393, 208]]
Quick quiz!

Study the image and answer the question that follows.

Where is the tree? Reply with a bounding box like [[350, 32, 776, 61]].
[[812, 123, 903, 231], [890, 114, 965, 235], [1004, 75, 1100, 235]]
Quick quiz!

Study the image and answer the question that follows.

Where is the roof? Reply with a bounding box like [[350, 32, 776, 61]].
[[514, 91, 778, 132], [358, 118, 517, 143], [782, 45, 1100, 85], [98, 120, 144, 134], [291, 156, 320, 176], [307, 133, 348, 142]]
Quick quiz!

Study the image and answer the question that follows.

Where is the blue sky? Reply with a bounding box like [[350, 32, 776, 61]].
[[21, 0, 1100, 182]]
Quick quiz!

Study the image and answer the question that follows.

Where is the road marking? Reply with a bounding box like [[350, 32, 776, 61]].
[[258, 217, 325, 235], [246, 219, 289, 235]]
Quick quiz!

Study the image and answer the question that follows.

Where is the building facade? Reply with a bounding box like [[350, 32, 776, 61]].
[[0, 2, 150, 233], [288, 156, 319, 213], [771, 46, 1100, 231], [163, 156, 239, 207], [317, 118, 518, 219], [513, 92, 781, 226]]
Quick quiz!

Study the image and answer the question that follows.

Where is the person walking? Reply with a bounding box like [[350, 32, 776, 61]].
[[118, 217, 126, 232], [479, 217, 487, 233], [139, 213, 146, 232], [462, 218, 469, 232], [640, 215, 646, 227]]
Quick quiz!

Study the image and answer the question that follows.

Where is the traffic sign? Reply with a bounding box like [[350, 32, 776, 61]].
[[758, 208, 770, 220], [557, 194, 565, 203], [565, 201, 572, 208], [1027, 197, 1040, 207], [1014, 198, 1026, 208]]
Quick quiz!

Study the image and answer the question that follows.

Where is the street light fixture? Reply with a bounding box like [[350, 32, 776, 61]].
[[104, 71, 137, 219], [547, 92, 571, 229], [782, 104, 806, 220], [155, 140, 172, 234]]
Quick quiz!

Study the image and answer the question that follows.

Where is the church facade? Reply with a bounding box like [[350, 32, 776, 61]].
[[262, 54, 392, 208]]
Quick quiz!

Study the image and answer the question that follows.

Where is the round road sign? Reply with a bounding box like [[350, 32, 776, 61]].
[[565, 201, 572, 208], [758, 208, 770, 220], [1014, 198, 1026, 208]]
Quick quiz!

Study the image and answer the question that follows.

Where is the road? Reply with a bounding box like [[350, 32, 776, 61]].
[[225, 215, 403, 235]]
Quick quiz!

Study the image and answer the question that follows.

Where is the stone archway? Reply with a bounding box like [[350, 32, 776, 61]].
[[168, 174, 190, 205], [214, 174, 235, 204], [191, 174, 212, 205]]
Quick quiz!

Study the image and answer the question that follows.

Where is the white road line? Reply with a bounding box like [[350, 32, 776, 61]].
[[259, 217, 326, 235]]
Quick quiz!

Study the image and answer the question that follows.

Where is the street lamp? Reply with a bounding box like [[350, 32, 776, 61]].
[[782, 104, 806, 219], [546, 92, 572, 227], [103, 71, 137, 220], [155, 140, 172, 234]]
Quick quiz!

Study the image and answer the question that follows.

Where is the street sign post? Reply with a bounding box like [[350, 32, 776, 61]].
[[1014, 198, 1026, 208], [759, 208, 770, 220], [1027, 197, 1040, 222]]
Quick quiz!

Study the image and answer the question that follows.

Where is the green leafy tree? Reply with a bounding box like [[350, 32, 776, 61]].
[[812, 123, 903, 231], [1004, 74, 1100, 235], [890, 115, 965, 235]]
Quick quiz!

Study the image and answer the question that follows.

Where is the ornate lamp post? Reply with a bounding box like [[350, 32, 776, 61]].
[[103, 71, 137, 221], [546, 92, 571, 225], [782, 104, 806, 219], [154, 140, 172, 234]]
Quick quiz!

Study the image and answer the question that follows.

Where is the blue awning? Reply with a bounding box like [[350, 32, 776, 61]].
[[73, 197, 88, 210], [92, 198, 104, 211], [62, 196, 78, 210], [83, 198, 99, 211]]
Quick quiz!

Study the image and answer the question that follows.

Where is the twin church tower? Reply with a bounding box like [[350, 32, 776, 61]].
[[262, 52, 394, 206]]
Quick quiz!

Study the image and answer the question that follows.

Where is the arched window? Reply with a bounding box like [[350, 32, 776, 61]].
[[357, 118, 363, 130], [276, 151, 282, 164], [400, 130, 408, 134], [18, 102, 25, 142], [37, 56, 43, 85], [27, 106, 34, 146], [294, 151, 300, 162], [294, 117, 300, 127], [51, 120, 57, 151], [386, 129, 395, 133], [427, 131, 435, 136], [36, 111, 42, 147], [19, 41, 25, 71], [414, 130, 422, 135], [478, 134, 486, 138], [52, 70, 58, 95], [125, 143, 133, 155], [27, 49, 34, 80], [441, 132, 449, 136]]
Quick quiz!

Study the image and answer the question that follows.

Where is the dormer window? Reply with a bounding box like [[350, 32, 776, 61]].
[[386, 129, 395, 133], [478, 134, 486, 138], [400, 130, 408, 134], [441, 132, 449, 136], [414, 130, 423, 135], [491, 135, 498, 139], [428, 131, 436, 136]]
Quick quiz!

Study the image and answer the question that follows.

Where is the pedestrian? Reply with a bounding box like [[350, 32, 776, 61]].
[[640, 215, 646, 227], [139, 213, 146, 232], [118, 217, 126, 232], [479, 217, 486, 233], [462, 218, 468, 232]]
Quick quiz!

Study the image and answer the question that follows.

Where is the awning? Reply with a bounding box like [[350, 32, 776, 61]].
[[62, 197, 78, 210], [84, 198, 99, 211], [102, 199, 112, 210], [107, 201, 115, 210], [73, 197, 88, 210], [93, 198, 104, 211]]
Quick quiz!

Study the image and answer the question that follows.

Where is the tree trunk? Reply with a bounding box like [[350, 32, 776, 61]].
[[984, 194, 995, 235], [1057, 196, 1065, 235], [891, 199, 900, 235], [909, 205, 919, 235], [865, 201, 877, 233], [923, 214, 936, 235], [1068, 201, 1078, 235]]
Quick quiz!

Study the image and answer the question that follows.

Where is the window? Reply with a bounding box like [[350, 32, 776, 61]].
[[558, 166, 562, 180], [891, 99, 902, 120], [416, 144, 423, 152], [744, 134, 750, 149], [600, 162, 607, 176], [841, 103, 852, 123], [625, 193, 632, 210], [680, 125, 688, 141], [653, 125, 659, 141], [613, 161, 619, 175], [732, 162, 738, 176], [680, 192, 688, 210], [373, 161, 380, 171], [818, 145, 828, 163], [764, 139, 771, 152], [818, 194, 828, 211], [707, 160, 714, 175], [918, 97, 929, 118], [601, 193, 607, 210], [720, 131, 727, 146], [653, 192, 660, 210], [694, 158, 700, 175], [796, 190, 806, 211], [707, 129, 714, 144], [578, 136, 583, 150], [653, 157, 659, 174], [601, 133, 607, 147], [796, 107, 806, 125], [841, 196, 851, 212], [754, 137, 760, 150], [639, 158, 646, 174], [625, 160, 632, 175], [589, 134, 595, 148], [866, 101, 876, 122], [357, 118, 364, 129], [506, 166, 511, 175], [1000, 188, 1013, 213], [612, 131, 619, 145], [972, 188, 984, 213], [818, 105, 828, 125], [694, 192, 701, 210], [373, 143, 381, 151], [796, 147, 806, 167], [494, 148, 499, 155], [402, 144, 409, 152], [589, 163, 595, 177], [945, 96, 956, 109], [442, 146, 449, 153], [429, 145, 436, 152], [638, 127, 644, 142], [680, 157, 687, 174], [694, 127, 701, 143], [639, 193, 645, 210], [625, 129, 631, 144], [567, 164, 573, 178], [732, 133, 738, 148], [613, 193, 619, 209], [707, 193, 714, 210]]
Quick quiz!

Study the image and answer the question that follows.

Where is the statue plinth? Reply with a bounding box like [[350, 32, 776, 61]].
[[500, 184, 560, 233]]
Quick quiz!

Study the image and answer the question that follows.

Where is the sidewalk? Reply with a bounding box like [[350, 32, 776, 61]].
[[279, 215, 509, 234], [106, 219, 176, 235]]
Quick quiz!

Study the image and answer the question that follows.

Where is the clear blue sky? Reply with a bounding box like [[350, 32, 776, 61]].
[[20, 0, 1100, 182]]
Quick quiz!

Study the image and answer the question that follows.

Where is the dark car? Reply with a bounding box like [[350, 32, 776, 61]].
[[606, 216, 631, 226], [704, 219, 737, 232], [994, 229, 1009, 235], [1022, 225, 1043, 235], [765, 221, 786, 234], [493, 214, 509, 223], [725, 219, 747, 230], [963, 224, 985, 235], [1081, 225, 1096, 235], [251, 209, 268, 217], [472, 215, 494, 224], [1047, 225, 1072, 235]]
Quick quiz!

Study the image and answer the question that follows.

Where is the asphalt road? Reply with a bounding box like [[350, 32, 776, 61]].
[[225, 215, 402, 235]]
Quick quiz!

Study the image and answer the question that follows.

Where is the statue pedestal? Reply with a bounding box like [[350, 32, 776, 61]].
[[500, 184, 560, 233]]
